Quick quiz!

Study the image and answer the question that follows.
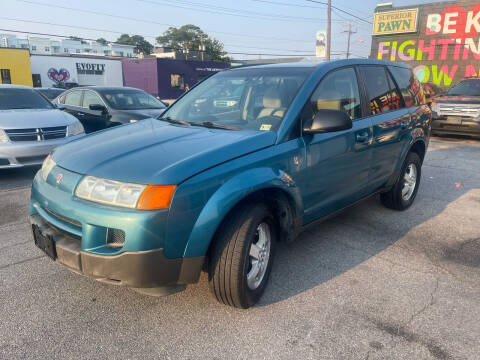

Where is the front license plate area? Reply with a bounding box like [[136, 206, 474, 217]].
[[446, 116, 462, 124], [32, 224, 57, 260]]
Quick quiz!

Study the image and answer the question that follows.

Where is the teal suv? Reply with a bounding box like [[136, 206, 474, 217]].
[[30, 59, 431, 308]]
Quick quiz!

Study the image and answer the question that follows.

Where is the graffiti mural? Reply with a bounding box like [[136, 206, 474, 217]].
[[370, 1, 480, 88]]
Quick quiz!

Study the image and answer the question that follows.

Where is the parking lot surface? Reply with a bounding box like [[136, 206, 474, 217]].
[[1, 136, 479, 360]]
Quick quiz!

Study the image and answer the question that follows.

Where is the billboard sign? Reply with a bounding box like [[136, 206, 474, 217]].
[[316, 30, 327, 58], [373, 8, 419, 35], [370, 1, 480, 88]]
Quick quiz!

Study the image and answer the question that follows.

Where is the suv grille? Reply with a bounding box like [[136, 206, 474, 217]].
[[45, 208, 82, 228], [5, 126, 67, 142], [438, 104, 480, 117]]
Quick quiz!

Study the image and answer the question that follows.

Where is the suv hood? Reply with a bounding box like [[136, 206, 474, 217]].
[[0, 109, 78, 129], [52, 118, 276, 185], [434, 95, 480, 104]]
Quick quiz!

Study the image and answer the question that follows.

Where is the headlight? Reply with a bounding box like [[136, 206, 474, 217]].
[[129, 119, 138, 123], [75, 175, 176, 210], [41, 155, 56, 181], [0, 129, 9, 143], [67, 121, 85, 136]]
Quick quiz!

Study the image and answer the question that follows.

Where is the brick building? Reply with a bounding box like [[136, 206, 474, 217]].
[[370, 1, 480, 89]]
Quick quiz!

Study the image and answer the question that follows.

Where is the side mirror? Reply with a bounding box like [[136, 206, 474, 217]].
[[303, 109, 353, 134], [89, 104, 108, 113], [56, 103, 66, 110]]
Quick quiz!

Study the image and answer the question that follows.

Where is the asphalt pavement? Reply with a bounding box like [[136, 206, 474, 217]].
[[1, 136, 479, 360]]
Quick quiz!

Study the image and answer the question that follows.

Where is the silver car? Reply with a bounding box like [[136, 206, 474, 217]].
[[0, 85, 85, 169]]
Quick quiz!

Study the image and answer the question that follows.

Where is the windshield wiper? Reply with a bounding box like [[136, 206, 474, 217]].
[[158, 116, 191, 126], [190, 121, 240, 130]]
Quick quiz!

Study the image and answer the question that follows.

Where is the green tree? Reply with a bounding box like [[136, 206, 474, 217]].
[[96, 38, 109, 46], [116, 34, 154, 55], [156, 24, 230, 62]]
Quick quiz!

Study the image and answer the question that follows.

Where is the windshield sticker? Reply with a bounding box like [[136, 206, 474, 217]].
[[260, 124, 272, 131]]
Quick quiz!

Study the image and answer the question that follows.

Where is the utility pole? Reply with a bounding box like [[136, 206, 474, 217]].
[[343, 23, 357, 59], [326, 0, 331, 61], [199, 35, 205, 62]]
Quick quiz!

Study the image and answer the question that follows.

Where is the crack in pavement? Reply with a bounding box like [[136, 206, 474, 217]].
[[0, 255, 45, 270], [363, 277, 454, 360]]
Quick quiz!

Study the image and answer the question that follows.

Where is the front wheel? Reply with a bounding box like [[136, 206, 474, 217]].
[[381, 152, 422, 211], [208, 202, 277, 308]]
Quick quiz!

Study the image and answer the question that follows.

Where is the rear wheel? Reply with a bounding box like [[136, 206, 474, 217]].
[[208, 202, 276, 308], [381, 152, 422, 211]]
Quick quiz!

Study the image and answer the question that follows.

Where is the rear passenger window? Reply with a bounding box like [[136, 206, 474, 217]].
[[388, 66, 423, 107], [308, 67, 362, 120], [386, 71, 403, 110], [360, 66, 400, 115], [64, 91, 82, 106]]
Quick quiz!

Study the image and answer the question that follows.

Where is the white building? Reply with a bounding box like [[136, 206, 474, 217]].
[[30, 54, 124, 88], [0, 34, 135, 58]]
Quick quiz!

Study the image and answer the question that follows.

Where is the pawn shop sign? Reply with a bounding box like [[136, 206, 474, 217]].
[[374, 8, 419, 35]]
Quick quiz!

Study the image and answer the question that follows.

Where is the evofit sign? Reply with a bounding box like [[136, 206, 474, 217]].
[[373, 8, 419, 35], [76, 62, 105, 75]]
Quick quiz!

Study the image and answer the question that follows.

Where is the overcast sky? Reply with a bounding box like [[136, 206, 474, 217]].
[[1, 0, 446, 60]]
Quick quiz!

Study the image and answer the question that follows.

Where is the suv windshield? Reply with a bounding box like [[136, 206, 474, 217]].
[[160, 67, 313, 131], [0, 88, 54, 110], [100, 89, 166, 110], [447, 80, 480, 96]]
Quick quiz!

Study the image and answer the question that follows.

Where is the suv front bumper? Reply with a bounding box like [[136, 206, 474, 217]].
[[30, 214, 204, 290]]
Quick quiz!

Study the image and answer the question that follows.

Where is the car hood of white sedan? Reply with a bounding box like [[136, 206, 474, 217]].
[[0, 109, 78, 130]]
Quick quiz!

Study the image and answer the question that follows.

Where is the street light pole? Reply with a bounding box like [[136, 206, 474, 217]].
[[326, 0, 331, 61]]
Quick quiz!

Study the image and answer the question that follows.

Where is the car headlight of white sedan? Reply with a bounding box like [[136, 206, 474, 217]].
[[67, 121, 85, 136], [41, 155, 56, 181], [0, 129, 9, 143]]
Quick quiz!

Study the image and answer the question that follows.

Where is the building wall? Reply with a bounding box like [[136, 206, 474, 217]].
[[122, 58, 158, 95], [0, 48, 33, 86], [122, 58, 230, 100], [370, 0, 480, 88], [156, 59, 230, 99], [0, 34, 135, 58], [30, 55, 124, 87]]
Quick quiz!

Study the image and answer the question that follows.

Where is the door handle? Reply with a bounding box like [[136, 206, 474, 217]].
[[355, 132, 370, 143], [77, 112, 85, 116]]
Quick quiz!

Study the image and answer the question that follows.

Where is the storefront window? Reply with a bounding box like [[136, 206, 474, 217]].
[[171, 74, 185, 89], [0, 69, 11, 84]]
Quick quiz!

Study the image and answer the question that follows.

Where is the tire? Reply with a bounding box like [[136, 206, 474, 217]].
[[208, 202, 277, 308], [381, 152, 422, 211]]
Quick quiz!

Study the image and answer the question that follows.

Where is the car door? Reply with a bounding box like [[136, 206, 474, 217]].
[[301, 66, 373, 223], [62, 89, 84, 122], [81, 90, 109, 133], [358, 66, 411, 192]]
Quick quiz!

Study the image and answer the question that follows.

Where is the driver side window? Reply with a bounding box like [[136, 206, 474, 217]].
[[82, 91, 103, 108], [307, 67, 362, 122]]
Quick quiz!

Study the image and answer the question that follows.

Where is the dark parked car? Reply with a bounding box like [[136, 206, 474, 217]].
[[431, 78, 480, 137], [421, 82, 443, 104], [31, 59, 431, 308], [54, 87, 168, 133], [35, 87, 65, 101]]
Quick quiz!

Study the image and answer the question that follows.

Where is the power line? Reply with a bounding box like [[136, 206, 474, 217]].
[[134, 0, 345, 23], [249, 0, 324, 8], [305, 0, 373, 24], [16, 0, 316, 43]]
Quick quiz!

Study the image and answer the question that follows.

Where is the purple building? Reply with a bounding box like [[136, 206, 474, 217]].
[[122, 58, 230, 100]]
